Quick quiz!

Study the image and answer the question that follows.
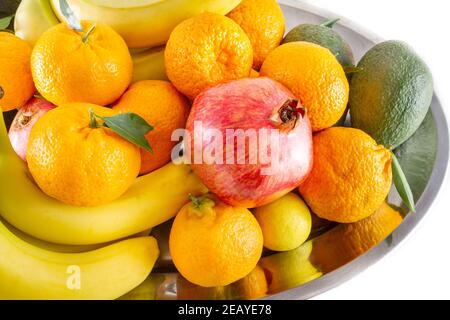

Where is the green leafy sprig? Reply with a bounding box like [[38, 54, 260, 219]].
[[89, 109, 154, 154]]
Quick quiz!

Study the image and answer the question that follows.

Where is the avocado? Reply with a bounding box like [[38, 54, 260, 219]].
[[349, 40, 434, 149], [282, 20, 354, 67]]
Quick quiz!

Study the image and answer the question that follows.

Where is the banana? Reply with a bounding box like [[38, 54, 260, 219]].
[[131, 46, 168, 83], [0, 216, 159, 300], [50, 0, 242, 48], [2, 218, 105, 253], [0, 113, 207, 245], [14, 0, 60, 47], [2, 217, 152, 253]]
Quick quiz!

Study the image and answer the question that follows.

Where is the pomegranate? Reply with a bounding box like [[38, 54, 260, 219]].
[[8, 97, 55, 161], [185, 77, 313, 208]]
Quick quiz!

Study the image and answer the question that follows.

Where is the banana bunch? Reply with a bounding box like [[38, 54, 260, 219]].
[[130, 46, 167, 83], [14, 0, 242, 82], [0, 216, 159, 299], [0, 114, 207, 245], [50, 0, 242, 48]]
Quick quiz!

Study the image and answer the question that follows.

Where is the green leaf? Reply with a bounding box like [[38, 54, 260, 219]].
[[392, 152, 416, 213], [0, 15, 13, 30], [394, 110, 437, 202], [320, 18, 340, 28], [98, 112, 154, 153], [59, 0, 83, 31]]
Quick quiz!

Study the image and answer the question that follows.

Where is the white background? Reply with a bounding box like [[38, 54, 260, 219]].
[[291, 0, 450, 300]]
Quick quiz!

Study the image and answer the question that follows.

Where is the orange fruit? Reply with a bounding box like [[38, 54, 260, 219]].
[[260, 41, 349, 131], [299, 127, 392, 223], [31, 22, 132, 106], [169, 195, 263, 287], [311, 202, 403, 273], [165, 12, 253, 100], [228, 0, 285, 70], [27, 103, 141, 206], [113, 80, 190, 175], [233, 264, 268, 299], [0, 32, 35, 112], [176, 276, 229, 300], [176, 264, 268, 300]]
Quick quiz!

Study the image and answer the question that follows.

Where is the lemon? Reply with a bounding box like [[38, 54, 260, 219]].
[[255, 193, 312, 252]]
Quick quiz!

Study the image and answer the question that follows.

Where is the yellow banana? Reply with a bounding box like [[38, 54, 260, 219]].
[[0, 113, 207, 245], [0, 215, 159, 300], [2, 218, 105, 253], [131, 46, 168, 83], [2, 217, 152, 253], [14, 0, 60, 47], [50, 0, 242, 48]]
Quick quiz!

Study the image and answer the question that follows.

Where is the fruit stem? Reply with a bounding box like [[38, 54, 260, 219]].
[[188, 194, 203, 209], [82, 23, 96, 44], [89, 108, 99, 129], [187, 194, 216, 218], [0, 86, 4, 99], [320, 18, 340, 28]]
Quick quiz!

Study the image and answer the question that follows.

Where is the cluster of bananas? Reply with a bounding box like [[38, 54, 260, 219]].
[[0, 0, 249, 299], [14, 0, 240, 82]]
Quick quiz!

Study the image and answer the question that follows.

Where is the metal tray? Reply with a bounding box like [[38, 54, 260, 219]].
[[3, 0, 446, 301]]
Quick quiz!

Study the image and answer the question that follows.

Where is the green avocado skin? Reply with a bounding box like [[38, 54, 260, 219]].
[[282, 24, 355, 67], [349, 40, 433, 149]]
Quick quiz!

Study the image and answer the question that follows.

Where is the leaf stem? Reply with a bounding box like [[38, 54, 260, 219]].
[[82, 24, 96, 44]]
